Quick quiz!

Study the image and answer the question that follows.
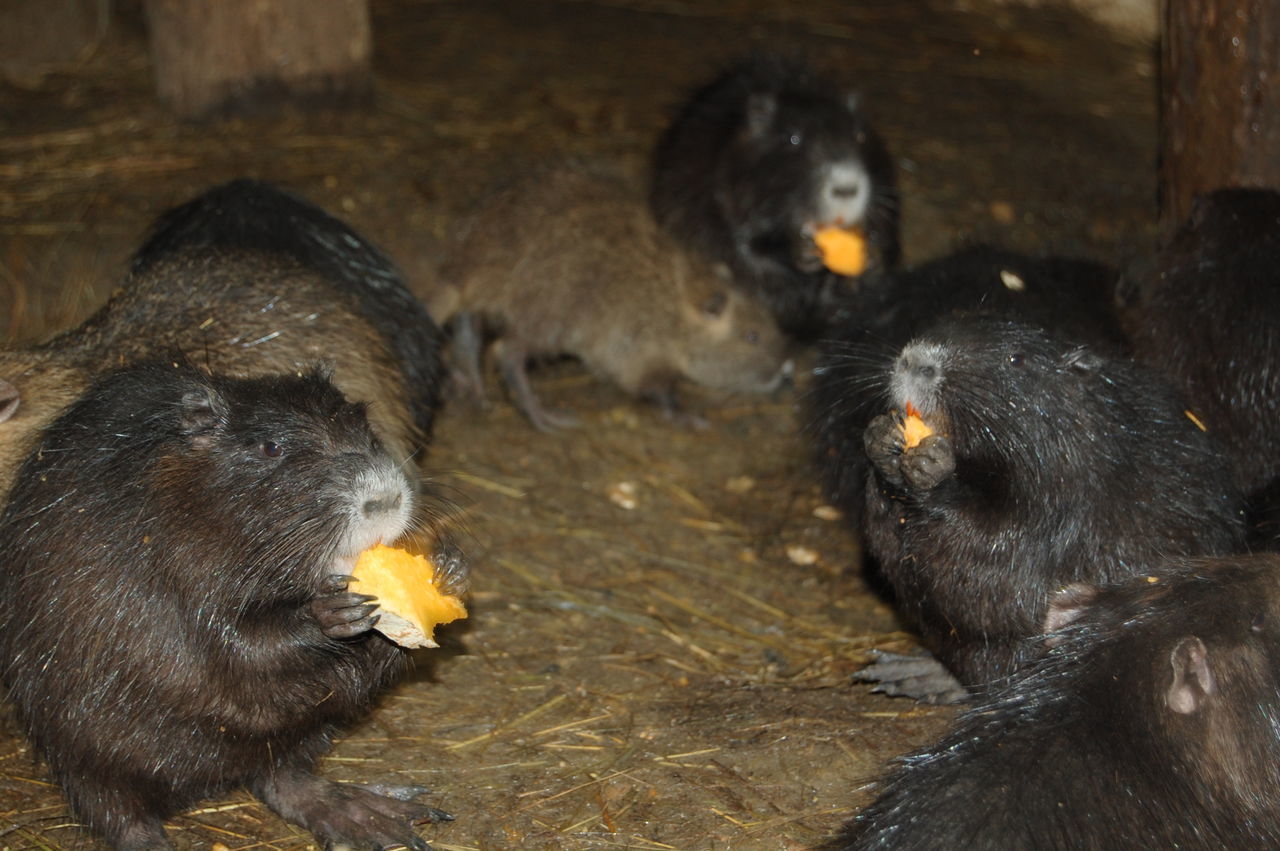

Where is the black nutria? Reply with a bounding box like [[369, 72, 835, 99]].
[[828, 554, 1280, 849], [0, 360, 465, 850], [1130, 188, 1280, 500], [0, 178, 445, 500], [809, 244, 1128, 533], [650, 54, 898, 340], [854, 313, 1245, 702], [436, 163, 792, 432]]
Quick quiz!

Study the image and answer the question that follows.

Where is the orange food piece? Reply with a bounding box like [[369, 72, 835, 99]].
[[351, 544, 468, 649], [814, 227, 868, 276], [900, 402, 934, 450]]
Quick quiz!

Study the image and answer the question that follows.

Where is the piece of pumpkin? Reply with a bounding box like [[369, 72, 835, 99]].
[[350, 544, 468, 648], [900, 401, 935, 450], [814, 226, 868, 276]]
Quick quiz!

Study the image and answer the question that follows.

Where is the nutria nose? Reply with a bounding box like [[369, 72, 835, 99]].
[[362, 492, 403, 518], [897, 351, 939, 383], [831, 183, 863, 201]]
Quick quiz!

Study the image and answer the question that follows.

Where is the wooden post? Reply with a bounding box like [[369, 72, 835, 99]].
[[144, 0, 372, 120], [1161, 0, 1280, 234]]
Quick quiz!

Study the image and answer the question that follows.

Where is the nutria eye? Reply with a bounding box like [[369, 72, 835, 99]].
[[1253, 612, 1265, 632], [744, 330, 759, 344], [1008, 353, 1025, 367], [788, 133, 802, 146], [260, 441, 283, 459]]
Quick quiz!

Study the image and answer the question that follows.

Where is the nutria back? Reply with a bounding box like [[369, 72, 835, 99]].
[[131, 178, 446, 438], [66, 248, 421, 457], [1, 180, 446, 500], [1131, 188, 1280, 497], [831, 555, 1280, 848]]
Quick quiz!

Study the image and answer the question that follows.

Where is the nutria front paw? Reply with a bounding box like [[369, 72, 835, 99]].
[[794, 232, 826, 273], [864, 412, 905, 483], [431, 539, 471, 599], [900, 433, 956, 491], [310, 574, 379, 639]]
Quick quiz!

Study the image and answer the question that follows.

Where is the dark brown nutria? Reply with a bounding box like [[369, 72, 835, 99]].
[[0, 360, 466, 851], [855, 313, 1245, 702], [437, 163, 792, 432], [1130, 188, 1280, 509], [828, 555, 1280, 849], [650, 54, 898, 340], [0, 179, 445, 500]]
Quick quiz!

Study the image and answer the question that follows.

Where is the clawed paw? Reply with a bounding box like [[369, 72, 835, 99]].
[[853, 650, 969, 705], [899, 433, 956, 490], [311, 575, 380, 639]]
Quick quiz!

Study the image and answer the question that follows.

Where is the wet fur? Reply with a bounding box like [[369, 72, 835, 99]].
[[132, 178, 445, 440], [1131, 188, 1280, 498], [829, 555, 1280, 849], [809, 244, 1129, 533], [650, 54, 899, 340], [0, 361, 441, 849], [0, 179, 445, 500], [856, 314, 1245, 686]]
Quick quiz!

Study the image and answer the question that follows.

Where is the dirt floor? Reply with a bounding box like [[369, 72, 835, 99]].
[[0, 1, 1157, 848]]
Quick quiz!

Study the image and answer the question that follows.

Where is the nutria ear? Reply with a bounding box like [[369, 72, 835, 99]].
[[180, 386, 226, 448], [0, 378, 18, 423], [1043, 583, 1098, 646], [1062, 346, 1104, 373], [745, 92, 777, 138], [1166, 636, 1216, 715]]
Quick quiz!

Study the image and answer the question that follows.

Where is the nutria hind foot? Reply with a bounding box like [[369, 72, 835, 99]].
[[852, 649, 969, 705], [253, 768, 451, 851]]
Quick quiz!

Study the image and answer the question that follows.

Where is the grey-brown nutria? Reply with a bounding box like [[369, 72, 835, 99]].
[[438, 163, 792, 432]]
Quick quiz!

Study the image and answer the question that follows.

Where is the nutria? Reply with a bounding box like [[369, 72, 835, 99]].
[[650, 54, 899, 340], [0, 359, 465, 850], [0, 179, 445, 500], [1130, 188, 1280, 499], [809, 244, 1129, 534], [856, 314, 1245, 701], [438, 163, 792, 432], [829, 555, 1280, 849]]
